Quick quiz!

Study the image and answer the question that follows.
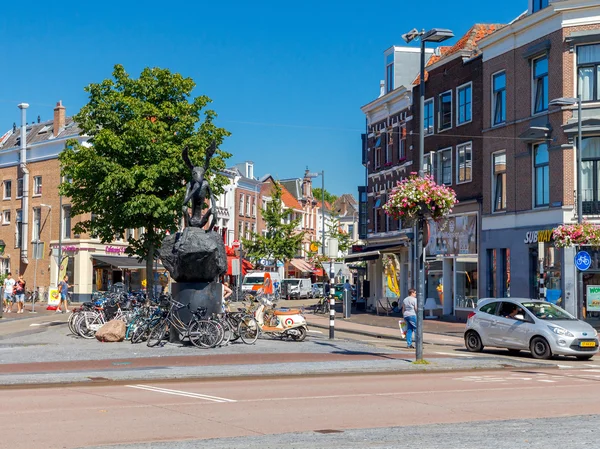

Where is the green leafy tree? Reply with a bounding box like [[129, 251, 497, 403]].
[[312, 187, 338, 205], [327, 216, 354, 257], [60, 64, 231, 296], [242, 182, 305, 267]]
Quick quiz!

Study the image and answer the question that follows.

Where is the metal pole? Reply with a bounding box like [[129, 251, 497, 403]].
[[239, 242, 243, 301], [32, 241, 38, 313], [321, 171, 325, 255], [415, 36, 427, 361], [577, 97, 584, 318], [329, 259, 335, 339], [57, 195, 63, 287]]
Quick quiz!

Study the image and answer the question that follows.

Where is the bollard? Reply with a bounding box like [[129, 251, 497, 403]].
[[329, 282, 335, 340]]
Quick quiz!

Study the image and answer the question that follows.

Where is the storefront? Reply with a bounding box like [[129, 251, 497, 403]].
[[480, 225, 577, 316], [50, 242, 165, 302], [425, 212, 478, 318]]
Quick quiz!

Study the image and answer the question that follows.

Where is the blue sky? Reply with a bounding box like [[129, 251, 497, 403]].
[[0, 0, 528, 196]]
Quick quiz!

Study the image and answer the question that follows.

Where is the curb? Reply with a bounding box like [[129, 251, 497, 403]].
[[307, 321, 463, 347]]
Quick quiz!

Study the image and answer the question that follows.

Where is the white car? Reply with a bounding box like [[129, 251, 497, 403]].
[[464, 298, 599, 360]]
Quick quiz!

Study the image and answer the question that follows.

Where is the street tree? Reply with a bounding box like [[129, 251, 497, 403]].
[[312, 187, 337, 205], [242, 182, 305, 268], [60, 64, 231, 296]]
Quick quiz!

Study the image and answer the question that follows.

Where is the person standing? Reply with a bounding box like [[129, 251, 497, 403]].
[[57, 275, 70, 314], [402, 288, 418, 349], [3, 273, 15, 313], [221, 281, 233, 312], [14, 274, 26, 314]]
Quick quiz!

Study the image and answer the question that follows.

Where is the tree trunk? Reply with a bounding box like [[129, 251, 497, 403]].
[[146, 234, 155, 302]]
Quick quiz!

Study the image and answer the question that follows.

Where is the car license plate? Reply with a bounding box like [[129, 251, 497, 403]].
[[580, 341, 597, 348]]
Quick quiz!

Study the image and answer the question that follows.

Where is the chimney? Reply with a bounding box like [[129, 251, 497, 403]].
[[379, 80, 385, 98], [53, 100, 66, 136]]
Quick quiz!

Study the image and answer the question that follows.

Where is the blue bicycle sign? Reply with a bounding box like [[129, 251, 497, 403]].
[[575, 251, 592, 271]]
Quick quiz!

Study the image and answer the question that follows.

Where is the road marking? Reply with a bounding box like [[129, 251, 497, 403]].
[[585, 364, 598, 368], [557, 365, 574, 369], [537, 379, 557, 383], [126, 385, 236, 403], [308, 330, 323, 334], [435, 352, 473, 358]]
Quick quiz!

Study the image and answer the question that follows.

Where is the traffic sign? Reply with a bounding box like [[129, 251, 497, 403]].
[[310, 242, 319, 252], [232, 240, 241, 249], [575, 250, 592, 271]]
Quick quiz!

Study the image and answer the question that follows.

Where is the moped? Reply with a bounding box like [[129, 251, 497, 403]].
[[254, 294, 308, 341]]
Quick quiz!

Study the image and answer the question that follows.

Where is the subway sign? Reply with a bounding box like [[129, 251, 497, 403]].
[[524, 229, 554, 244]]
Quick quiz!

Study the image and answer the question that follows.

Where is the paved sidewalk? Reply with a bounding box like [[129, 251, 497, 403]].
[[305, 313, 465, 347]]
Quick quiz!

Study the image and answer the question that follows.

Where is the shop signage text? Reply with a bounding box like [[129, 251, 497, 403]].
[[587, 285, 600, 312], [524, 230, 554, 244], [105, 246, 125, 255]]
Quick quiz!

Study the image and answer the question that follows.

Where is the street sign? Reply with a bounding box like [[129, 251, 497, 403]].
[[231, 259, 240, 276], [575, 250, 592, 271], [310, 242, 319, 253], [232, 240, 241, 249]]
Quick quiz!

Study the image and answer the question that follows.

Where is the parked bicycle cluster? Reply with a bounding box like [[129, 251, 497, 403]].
[[68, 292, 260, 348]]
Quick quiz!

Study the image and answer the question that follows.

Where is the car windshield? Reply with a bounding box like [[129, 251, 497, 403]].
[[243, 277, 265, 285], [282, 280, 300, 286], [521, 302, 576, 320]]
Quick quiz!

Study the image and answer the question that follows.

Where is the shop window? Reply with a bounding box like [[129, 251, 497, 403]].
[[487, 249, 497, 297], [455, 260, 478, 309], [530, 243, 562, 302], [501, 248, 511, 297]]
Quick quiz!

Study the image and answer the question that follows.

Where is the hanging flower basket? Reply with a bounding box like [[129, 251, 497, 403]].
[[383, 173, 457, 225], [553, 222, 600, 248]]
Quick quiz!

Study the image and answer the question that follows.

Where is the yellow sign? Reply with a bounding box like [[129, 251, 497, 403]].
[[310, 242, 319, 253], [48, 288, 61, 306]]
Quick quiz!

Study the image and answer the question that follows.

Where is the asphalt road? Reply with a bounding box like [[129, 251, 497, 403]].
[[4, 368, 600, 449]]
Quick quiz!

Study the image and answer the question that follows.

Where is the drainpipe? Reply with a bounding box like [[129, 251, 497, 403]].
[[18, 103, 29, 265]]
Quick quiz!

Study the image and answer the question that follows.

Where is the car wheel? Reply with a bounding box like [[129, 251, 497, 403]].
[[530, 336, 552, 360], [465, 330, 483, 352], [576, 355, 594, 361]]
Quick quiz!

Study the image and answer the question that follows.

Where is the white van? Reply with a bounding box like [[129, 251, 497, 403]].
[[242, 271, 281, 297], [282, 278, 313, 299]]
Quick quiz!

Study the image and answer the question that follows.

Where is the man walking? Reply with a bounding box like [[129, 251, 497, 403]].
[[402, 288, 418, 349], [57, 275, 70, 314], [3, 273, 15, 313]]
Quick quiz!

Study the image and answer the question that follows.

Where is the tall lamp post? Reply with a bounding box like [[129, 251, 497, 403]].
[[549, 96, 583, 317], [402, 27, 454, 361], [33, 204, 52, 313], [306, 170, 326, 255]]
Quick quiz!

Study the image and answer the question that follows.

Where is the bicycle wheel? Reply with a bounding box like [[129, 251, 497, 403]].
[[147, 321, 168, 347], [227, 316, 241, 342], [217, 318, 233, 346], [238, 315, 259, 345], [68, 311, 80, 335], [130, 320, 149, 344], [188, 320, 222, 348], [77, 312, 103, 339]]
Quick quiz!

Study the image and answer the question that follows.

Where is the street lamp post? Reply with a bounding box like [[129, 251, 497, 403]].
[[550, 96, 583, 317], [34, 204, 52, 313], [402, 27, 454, 361], [306, 170, 326, 256]]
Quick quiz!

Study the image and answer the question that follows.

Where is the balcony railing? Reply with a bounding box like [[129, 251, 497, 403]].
[[582, 189, 600, 216]]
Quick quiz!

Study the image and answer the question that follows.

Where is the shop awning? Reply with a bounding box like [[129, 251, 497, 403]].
[[290, 258, 313, 273], [312, 267, 324, 277], [92, 254, 163, 270], [344, 250, 381, 262]]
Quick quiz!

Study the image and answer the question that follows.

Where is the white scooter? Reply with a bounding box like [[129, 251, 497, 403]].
[[254, 294, 308, 341]]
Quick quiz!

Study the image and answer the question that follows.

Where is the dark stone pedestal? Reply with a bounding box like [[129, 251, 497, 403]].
[[169, 281, 222, 343]]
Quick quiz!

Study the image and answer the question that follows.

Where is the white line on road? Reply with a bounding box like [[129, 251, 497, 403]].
[[307, 330, 323, 334], [435, 352, 473, 358], [558, 365, 574, 369], [126, 385, 236, 403]]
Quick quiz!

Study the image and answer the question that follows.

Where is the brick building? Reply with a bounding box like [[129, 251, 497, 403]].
[[479, 0, 600, 317]]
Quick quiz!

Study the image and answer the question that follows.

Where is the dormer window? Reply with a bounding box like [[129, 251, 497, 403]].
[[532, 0, 548, 13]]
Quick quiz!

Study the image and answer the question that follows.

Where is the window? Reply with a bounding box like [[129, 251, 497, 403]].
[[63, 205, 72, 239], [480, 302, 499, 315], [3, 180, 11, 200], [501, 248, 511, 297], [577, 44, 600, 102], [492, 72, 506, 125], [532, 0, 548, 13], [457, 142, 472, 183], [252, 199, 257, 217], [238, 222, 243, 239], [457, 83, 472, 125], [399, 126, 406, 160], [126, 228, 134, 241], [374, 141, 382, 168], [15, 209, 22, 248], [424, 99, 434, 135], [32, 207, 41, 241], [91, 214, 99, 239], [16, 179, 23, 198], [424, 152, 436, 179], [33, 176, 42, 195], [487, 249, 497, 297], [534, 143, 549, 207], [438, 91, 452, 131], [239, 194, 245, 215], [2, 210, 9, 225], [438, 148, 452, 185], [533, 56, 548, 113], [493, 152, 507, 211], [579, 137, 600, 214], [246, 197, 251, 216], [384, 133, 390, 164], [386, 53, 394, 93]]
